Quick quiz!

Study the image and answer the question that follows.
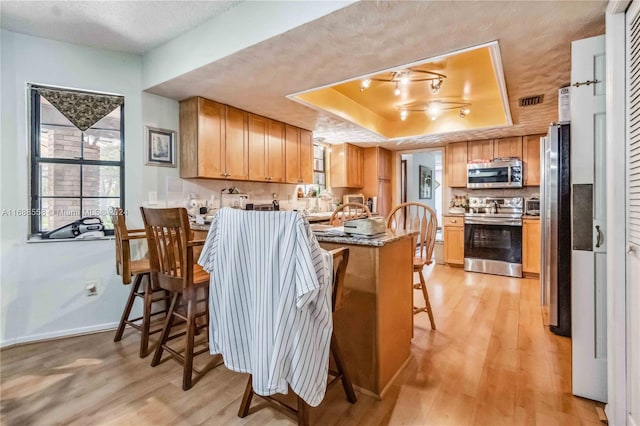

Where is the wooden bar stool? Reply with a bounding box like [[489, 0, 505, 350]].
[[388, 202, 438, 330], [112, 208, 170, 358], [329, 202, 372, 226], [238, 247, 357, 425], [140, 207, 217, 390]]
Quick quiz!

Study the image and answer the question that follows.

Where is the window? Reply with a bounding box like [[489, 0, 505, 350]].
[[313, 144, 326, 190], [29, 85, 124, 236]]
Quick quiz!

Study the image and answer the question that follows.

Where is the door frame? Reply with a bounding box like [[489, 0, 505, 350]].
[[605, 1, 630, 424]]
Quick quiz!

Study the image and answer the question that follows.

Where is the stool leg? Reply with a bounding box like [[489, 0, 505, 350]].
[[183, 295, 196, 390], [151, 292, 179, 367], [238, 375, 254, 418], [419, 270, 436, 330], [331, 332, 357, 403], [140, 274, 153, 358], [297, 396, 310, 426], [114, 274, 142, 342]]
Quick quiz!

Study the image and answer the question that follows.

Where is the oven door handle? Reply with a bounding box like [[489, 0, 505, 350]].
[[464, 218, 523, 226]]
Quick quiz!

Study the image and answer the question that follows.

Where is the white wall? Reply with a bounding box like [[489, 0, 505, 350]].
[[403, 152, 438, 210], [0, 30, 178, 346]]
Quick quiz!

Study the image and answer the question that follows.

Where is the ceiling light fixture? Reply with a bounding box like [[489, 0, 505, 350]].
[[360, 68, 447, 94], [397, 101, 471, 121]]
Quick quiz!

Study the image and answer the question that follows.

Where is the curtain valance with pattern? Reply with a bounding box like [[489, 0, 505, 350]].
[[34, 86, 124, 131]]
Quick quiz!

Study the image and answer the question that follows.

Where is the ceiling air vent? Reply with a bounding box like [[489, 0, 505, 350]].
[[519, 95, 544, 107]]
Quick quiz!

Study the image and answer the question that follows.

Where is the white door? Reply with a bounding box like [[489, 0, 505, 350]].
[[626, 2, 640, 424], [571, 35, 607, 403]]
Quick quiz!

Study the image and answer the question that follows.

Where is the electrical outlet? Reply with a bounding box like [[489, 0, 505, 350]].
[[85, 280, 99, 296]]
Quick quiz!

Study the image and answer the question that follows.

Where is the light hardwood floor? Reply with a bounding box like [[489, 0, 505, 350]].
[[1, 265, 603, 425]]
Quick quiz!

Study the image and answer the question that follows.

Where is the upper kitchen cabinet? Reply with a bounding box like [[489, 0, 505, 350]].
[[224, 105, 249, 180], [285, 125, 313, 184], [180, 97, 248, 180], [180, 97, 225, 178], [467, 139, 494, 161], [248, 114, 285, 182], [377, 146, 392, 180], [523, 134, 544, 186], [446, 141, 468, 188], [494, 136, 523, 159], [331, 143, 364, 188], [363, 146, 393, 216]]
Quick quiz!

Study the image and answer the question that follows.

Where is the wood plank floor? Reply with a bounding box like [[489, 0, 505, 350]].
[[0, 265, 603, 425]]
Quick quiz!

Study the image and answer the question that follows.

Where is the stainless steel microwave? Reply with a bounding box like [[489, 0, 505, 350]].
[[467, 159, 523, 189]]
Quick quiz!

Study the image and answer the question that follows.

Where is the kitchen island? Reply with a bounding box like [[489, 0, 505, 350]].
[[192, 220, 416, 399], [318, 229, 416, 399]]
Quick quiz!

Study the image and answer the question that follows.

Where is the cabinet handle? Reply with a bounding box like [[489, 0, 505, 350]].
[[451, 219, 457, 223], [595, 225, 603, 248], [628, 245, 636, 254], [265, 177, 269, 180], [221, 173, 226, 177]]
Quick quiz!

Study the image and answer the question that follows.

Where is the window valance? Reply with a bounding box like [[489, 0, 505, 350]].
[[33, 86, 124, 131]]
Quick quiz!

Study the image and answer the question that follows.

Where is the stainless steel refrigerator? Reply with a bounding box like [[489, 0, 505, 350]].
[[540, 123, 571, 337]]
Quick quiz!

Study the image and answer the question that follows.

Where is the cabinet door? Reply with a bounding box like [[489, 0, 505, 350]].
[[248, 114, 267, 181], [523, 134, 543, 186], [285, 125, 300, 184], [267, 120, 285, 183], [299, 129, 313, 184], [346, 144, 364, 187], [494, 136, 523, 159], [523, 220, 541, 274], [467, 139, 494, 161], [224, 106, 248, 180], [378, 179, 392, 217], [444, 226, 465, 265], [378, 147, 392, 180], [197, 98, 225, 178], [522, 220, 540, 274], [447, 142, 468, 187]]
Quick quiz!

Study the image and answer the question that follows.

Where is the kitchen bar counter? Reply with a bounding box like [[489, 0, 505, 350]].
[[191, 219, 416, 399], [319, 230, 416, 399], [314, 229, 416, 247]]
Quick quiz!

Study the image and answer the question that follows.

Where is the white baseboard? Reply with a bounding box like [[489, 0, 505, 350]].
[[0, 322, 118, 349]]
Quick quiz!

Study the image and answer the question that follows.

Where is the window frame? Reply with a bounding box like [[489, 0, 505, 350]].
[[29, 85, 125, 236], [313, 143, 327, 190]]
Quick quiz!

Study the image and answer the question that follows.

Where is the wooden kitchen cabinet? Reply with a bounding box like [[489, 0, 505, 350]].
[[443, 216, 464, 266], [179, 97, 248, 180], [494, 136, 523, 159], [180, 97, 225, 178], [467, 139, 494, 162], [523, 218, 541, 274], [446, 141, 468, 188], [284, 125, 313, 184], [523, 134, 544, 186], [377, 147, 392, 180], [362, 147, 393, 216], [331, 143, 364, 188], [248, 114, 285, 182]]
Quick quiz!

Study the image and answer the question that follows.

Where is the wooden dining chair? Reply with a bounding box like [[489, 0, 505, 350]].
[[387, 202, 438, 330], [112, 208, 170, 358], [140, 207, 216, 390], [329, 202, 372, 226], [238, 247, 357, 425]]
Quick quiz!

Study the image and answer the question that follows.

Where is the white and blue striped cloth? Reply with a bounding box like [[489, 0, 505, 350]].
[[198, 208, 333, 406]]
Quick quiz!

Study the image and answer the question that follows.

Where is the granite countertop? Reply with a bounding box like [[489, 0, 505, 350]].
[[315, 229, 417, 247], [443, 213, 465, 217]]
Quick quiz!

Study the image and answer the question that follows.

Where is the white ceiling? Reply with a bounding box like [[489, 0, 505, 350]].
[[1, 1, 607, 150], [0, 1, 241, 54]]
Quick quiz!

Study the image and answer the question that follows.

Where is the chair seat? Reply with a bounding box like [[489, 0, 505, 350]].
[[130, 258, 151, 275], [193, 264, 210, 286], [413, 257, 427, 269]]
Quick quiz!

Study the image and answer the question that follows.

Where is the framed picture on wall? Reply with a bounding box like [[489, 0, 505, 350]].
[[419, 165, 433, 199], [145, 126, 176, 167]]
